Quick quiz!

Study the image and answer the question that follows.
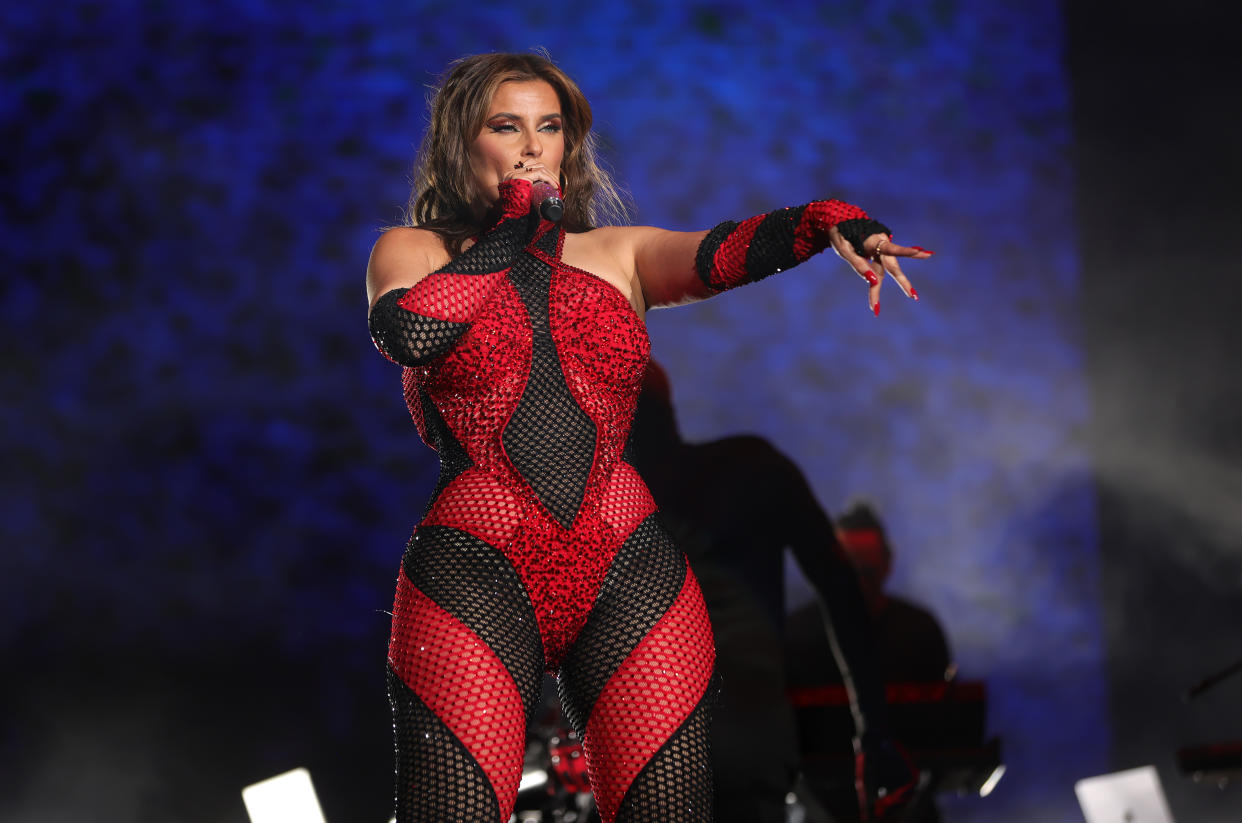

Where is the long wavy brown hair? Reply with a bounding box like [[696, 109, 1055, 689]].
[[404, 52, 629, 252]]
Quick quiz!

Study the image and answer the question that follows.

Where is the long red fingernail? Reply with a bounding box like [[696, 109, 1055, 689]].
[[873, 302, 881, 316], [910, 288, 919, 301], [913, 246, 935, 255], [866, 272, 879, 286]]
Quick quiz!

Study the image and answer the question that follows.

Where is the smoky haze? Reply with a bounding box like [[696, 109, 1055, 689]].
[[1071, 1, 1242, 819]]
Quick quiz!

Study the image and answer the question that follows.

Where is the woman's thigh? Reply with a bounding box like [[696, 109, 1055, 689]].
[[387, 525, 545, 823], [557, 514, 717, 823]]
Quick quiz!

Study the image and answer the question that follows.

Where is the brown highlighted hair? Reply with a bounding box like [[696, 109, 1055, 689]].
[[405, 52, 629, 251]]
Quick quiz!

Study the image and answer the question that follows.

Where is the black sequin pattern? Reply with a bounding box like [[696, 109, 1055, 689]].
[[837, 217, 892, 258], [744, 205, 805, 276]]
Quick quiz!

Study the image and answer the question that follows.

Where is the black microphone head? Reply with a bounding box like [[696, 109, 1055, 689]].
[[540, 197, 564, 222]]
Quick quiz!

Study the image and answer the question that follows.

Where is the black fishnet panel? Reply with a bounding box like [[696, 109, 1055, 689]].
[[694, 220, 739, 290], [417, 388, 473, 514], [502, 250, 595, 528], [615, 693, 715, 823], [448, 211, 541, 274], [369, 288, 469, 367], [557, 515, 685, 732], [744, 206, 805, 277], [402, 526, 545, 716], [386, 665, 500, 823]]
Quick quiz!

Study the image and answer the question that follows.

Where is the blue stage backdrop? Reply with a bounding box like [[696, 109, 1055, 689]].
[[2, 1, 1105, 821]]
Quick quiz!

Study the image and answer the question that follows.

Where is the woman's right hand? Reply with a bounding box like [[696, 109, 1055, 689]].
[[490, 163, 557, 221], [502, 161, 559, 191], [827, 228, 933, 316]]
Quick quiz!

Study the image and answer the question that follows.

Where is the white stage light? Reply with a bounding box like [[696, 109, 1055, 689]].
[[1075, 765, 1175, 823], [519, 768, 548, 792], [979, 764, 1006, 797], [242, 767, 328, 823]]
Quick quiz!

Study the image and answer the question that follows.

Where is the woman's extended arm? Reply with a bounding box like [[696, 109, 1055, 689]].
[[366, 179, 541, 366], [627, 198, 931, 313]]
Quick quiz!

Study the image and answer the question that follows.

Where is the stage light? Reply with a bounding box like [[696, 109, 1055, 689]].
[[1075, 765, 1174, 823], [978, 763, 1006, 797], [242, 768, 327, 823], [519, 768, 548, 792]]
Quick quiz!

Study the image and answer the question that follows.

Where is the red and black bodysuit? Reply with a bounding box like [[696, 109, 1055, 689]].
[[369, 178, 886, 823]]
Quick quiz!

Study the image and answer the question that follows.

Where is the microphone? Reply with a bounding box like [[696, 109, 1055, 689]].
[[532, 181, 564, 222]]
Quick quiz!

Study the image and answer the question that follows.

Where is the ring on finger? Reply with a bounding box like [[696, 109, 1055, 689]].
[[872, 237, 889, 261]]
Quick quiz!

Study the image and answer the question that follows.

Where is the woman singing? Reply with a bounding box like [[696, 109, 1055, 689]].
[[366, 52, 930, 823]]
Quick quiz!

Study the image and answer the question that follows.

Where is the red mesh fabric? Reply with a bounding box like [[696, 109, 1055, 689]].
[[369, 180, 539, 369], [584, 567, 715, 822], [403, 277, 531, 458], [423, 468, 524, 549], [615, 696, 714, 822], [597, 462, 657, 542], [388, 568, 526, 820], [397, 270, 506, 323]]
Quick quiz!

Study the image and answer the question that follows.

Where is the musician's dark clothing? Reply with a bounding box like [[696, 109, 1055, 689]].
[[786, 595, 951, 687], [786, 591, 951, 823]]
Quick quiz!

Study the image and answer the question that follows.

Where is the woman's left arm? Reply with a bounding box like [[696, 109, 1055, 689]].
[[628, 199, 932, 314]]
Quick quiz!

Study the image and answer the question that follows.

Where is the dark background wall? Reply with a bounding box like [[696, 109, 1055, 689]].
[[1, 1, 1237, 821]]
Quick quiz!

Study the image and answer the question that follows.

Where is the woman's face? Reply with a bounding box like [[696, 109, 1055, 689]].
[[468, 79, 565, 215]]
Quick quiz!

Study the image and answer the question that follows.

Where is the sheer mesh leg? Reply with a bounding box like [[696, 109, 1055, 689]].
[[558, 515, 717, 823], [388, 527, 545, 823], [616, 692, 715, 822], [387, 667, 499, 822]]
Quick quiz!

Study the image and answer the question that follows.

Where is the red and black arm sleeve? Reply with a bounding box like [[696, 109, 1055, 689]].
[[368, 180, 540, 367], [694, 199, 891, 293]]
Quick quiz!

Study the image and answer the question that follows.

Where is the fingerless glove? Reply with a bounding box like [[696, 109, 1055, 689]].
[[695, 199, 890, 293]]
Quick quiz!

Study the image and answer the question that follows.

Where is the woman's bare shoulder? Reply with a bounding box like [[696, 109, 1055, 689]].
[[370, 226, 449, 262], [366, 227, 452, 308]]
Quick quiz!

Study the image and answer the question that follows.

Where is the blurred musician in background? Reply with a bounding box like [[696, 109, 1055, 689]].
[[632, 362, 919, 823], [786, 502, 952, 688], [786, 502, 959, 823]]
